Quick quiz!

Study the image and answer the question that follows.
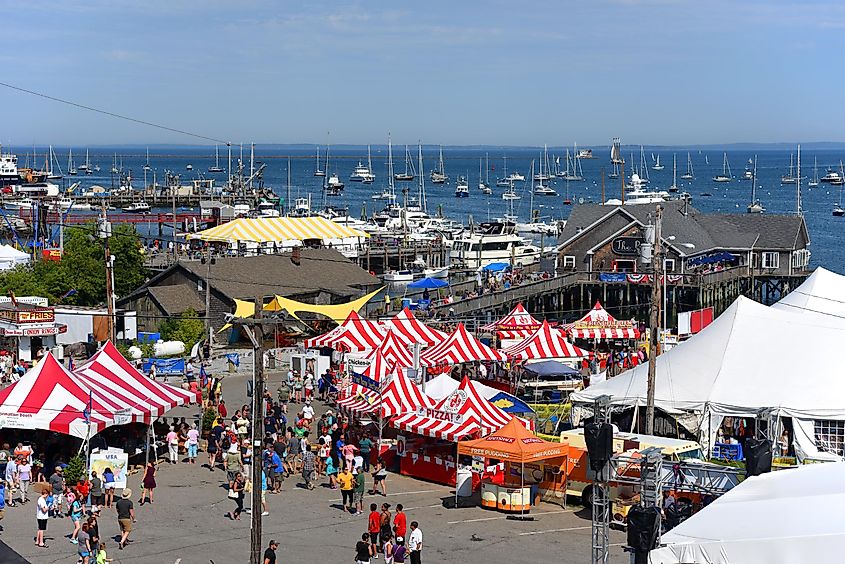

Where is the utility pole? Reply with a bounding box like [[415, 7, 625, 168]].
[[645, 205, 662, 435], [248, 296, 265, 564], [98, 208, 115, 342], [204, 244, 214, 342]]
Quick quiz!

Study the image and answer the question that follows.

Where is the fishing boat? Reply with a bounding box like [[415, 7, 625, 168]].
[[394, 145, 416, 181], [430, 146, 448, 184], [821, 166, 844, 185], [144, 148, 152, 172], [67, 149, 77, 176], [712, 153, 732, 182], [781, 153, 797, 184], [652, 153, 665, 171], [747, 155, 765, 214], [455, 176, 469, 198], [668, 153, 679, 193], [423, 265, 449, 279], [122, 201, 151, 213], [808, 157, 819, 188], [208, 145, 224, 173], [313, 146, 325, 177], [681, 152, 694, 180]]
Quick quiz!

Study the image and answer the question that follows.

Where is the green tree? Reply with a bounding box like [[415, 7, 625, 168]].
[[160, 308, 205, 349]]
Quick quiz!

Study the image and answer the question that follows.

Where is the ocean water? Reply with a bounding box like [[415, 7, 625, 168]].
[[19, 146, 845, 273]]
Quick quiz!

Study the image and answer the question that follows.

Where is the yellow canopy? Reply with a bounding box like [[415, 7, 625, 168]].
[[187, 216, 368, 244], [220, 287, 383, 331]]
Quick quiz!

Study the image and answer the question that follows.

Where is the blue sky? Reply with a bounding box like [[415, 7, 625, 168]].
[[1, 1, 843, 146]]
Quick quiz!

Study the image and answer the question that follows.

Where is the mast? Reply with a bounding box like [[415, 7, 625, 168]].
[[417, 142, 426, 212], [388, 133, 395, 200], [249, 142, 255, 190], [529, 159, 535, 222], [797, 144, 802, 215], [286, 156, 291, 213], [367, 145, 373, 179], [671, 153, 677, 190], [751, 155, 758, 204], [485, 153, 489, 184]]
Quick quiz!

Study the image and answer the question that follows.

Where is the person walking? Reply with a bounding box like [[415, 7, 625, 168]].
[[48, 466, 64, 517], [186, 424, 200, 464], [207, 421, 222, 471], [166, 426, 179, 464], [115, 489, 135, 550], [140, 462, 156, 505], [225, 443, 242, 485], [241, 439, 253, 490], [69, 488, 84, 544], [368, 503, 381, 557], [263, 539, 279, 564], [16, 456, 32, 503], [352, 465, 366, 515], [77, 521, 92, 564], [301, 447, 316, 490], [226, 472, 245, 521], [380, 503, 393, 552], [337, 466, 355, 513], [371, 458, 388, 496], [356, 532, 372, 564], [35, 488, 49, 548], [3, 458, 15, 508], [407, 521, 423, 564], [103, 468, 115, 508], [359, 434, 373, 472]]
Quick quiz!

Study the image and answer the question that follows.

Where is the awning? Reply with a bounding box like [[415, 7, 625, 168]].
[[384, 307, 447, 348], [187, 216, 368, 244], [365, 331, 414, 370], [480, 303, 544, 340], [420, 323, 507, 366], [303, 310, 386, 352], [565, 300, 640, 340], [503, 320, 589, 361], [407, 277, 448, 289]]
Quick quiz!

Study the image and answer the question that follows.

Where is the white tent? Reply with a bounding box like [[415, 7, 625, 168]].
[[571, 296, 845, 458], [773, 267, 845, 319], [650, 463, 845, 564], [0, 244, 29, 270], [423, 373, 505, 402]]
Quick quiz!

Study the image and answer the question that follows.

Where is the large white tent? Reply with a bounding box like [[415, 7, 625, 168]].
[[0, 244, 29, 270], [571, 295, 845, 458], [773, 266, 845, 319], [649, 463, 845, 564]]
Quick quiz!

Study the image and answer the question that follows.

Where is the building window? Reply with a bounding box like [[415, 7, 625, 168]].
[[814, 419, 845, 455], [664, 258, 675, 272], [562, 255, 576, 270], [792, 249, 810, 269], [612, 259, 636, 273], [761, 252, 779, 269]]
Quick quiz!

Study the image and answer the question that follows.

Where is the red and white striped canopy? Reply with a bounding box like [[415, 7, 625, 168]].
[[74, 341, 200, 424], [304, 310, 387, 352], [336, 384, 379, 415], [0, 353, 114, 438], [481, 303, 544, 339], [385, 307, 448, 347], [420, 323, 507, 367], [566, 301, 640, 340], [337, 370, 435, 419], [391, 376, 516, 441], [361, 349, 397, 382], [365, 331, 414, 370], [503, 320, 590, 361]]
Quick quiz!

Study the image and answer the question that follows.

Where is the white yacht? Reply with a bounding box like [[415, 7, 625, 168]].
[[350, 147, 375, 183], [533, 184, 557, 196], [455, 176, 469, 198], [450, 220, 541, 269], [821, 168, 844, 185], [507, 172, 525, 182], [288, 196, 312, 217], [122, 201, 151, 213], [256, 201, 280, 217]]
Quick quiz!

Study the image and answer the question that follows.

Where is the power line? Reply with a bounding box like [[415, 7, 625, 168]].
[[0, 81, 229, 145]]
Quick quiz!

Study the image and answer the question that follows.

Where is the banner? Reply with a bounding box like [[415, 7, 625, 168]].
[[143, 358, 186, 375], [89, 449, 129, 488], [598, 273, 627, 283]]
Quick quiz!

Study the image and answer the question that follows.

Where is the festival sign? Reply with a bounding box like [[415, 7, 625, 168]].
[[89, 449, 129, 488]]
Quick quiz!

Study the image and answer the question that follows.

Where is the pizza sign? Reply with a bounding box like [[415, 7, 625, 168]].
[[445, 390, 468, 413]]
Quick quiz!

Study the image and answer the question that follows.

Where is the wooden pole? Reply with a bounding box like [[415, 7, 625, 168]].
[[645, 205, 662, 434], [249, 296, 265, 564]]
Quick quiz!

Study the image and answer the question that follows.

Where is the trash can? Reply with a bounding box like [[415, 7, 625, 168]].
[[456, 467, 473, 497], [402, 298, 413, 310]]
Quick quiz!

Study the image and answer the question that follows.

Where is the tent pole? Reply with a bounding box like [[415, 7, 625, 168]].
[[454, 441, 459, 509], [520, 460, 525, 519]]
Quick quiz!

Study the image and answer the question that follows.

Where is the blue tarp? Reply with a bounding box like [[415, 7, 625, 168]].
[[142, 358, 186, 375], [523, 360, 580, 380], [137, 332, 161, 343], [488, 391, 534, 414], [407, 277, 449, 289], [481, 262, 510, 272], [686, 252, 738, 267]]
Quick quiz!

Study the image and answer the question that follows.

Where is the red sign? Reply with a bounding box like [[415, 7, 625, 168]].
[[42, 249, 62, 261]]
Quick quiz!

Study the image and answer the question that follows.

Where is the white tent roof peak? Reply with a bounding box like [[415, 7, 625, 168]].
[[773, 266, 845, 319], [572, 295, 845, 418]]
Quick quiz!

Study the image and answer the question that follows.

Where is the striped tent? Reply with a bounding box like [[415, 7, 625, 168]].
[[480, 303, 544, 340], [502, 320, 590, 361], [420, 323, 507, 367], [337, 349, 394, 415], [74, 341, 201, 424], [380, 371, 436, 418], [0, 353, 114, 438], [391, 376, 518, 441], [385, 308, 448, 347], [304, 310, 387, 352], [365, 331, 414, 370], [336, 384, 379, 415], [187, 216, 367, 244], [565, 301, 640, 340]]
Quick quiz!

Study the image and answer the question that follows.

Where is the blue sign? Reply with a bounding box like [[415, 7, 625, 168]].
[[143, 358, 186, 375], [599, 273, 627, 283], [351, 372, 380, 391]]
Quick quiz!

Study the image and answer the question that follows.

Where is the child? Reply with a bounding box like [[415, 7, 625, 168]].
[[325, 456, 338, 489], [96, 542, 113, 563]]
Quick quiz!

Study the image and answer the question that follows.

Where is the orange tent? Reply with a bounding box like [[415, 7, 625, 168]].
[[457, 418, 568, 463]]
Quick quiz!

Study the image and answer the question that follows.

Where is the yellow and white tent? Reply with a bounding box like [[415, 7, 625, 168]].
[[187, 216, 367, 244]]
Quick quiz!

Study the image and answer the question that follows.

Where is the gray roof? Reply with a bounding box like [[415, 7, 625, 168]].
[[559, 200, 807, 255], [178, 248, 380, 301], [147, 285, 207, 315]]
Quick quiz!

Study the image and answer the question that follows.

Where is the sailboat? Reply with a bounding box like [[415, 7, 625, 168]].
[[430, 146, 448, 184], [652, 153, 665, 171], [394, 145, 416, 181], [110, 153, 119, 175], [834, 162, 845, 216], [668, 154, 679, 193], [747, 156, 765, 213], [638, 146, 651, 184], [533, 145, 552, 181], [781, 153, 797, 184], [561, 145, 584, 181], [372, 136, 397, 202], [208, 145, 224, 173], [46, 146, 64, 179], [68, 148, 77, 175], [78, 148, 90, 172], [84, 149, 93, 174], [808, 157, 819, 188], [142, 147, 152, 172], [313, 146, 325, 177], [712, 153, 732, 182], [609, 138, 622, 179], [478, 157, 491, 194], [496, 155, 512, 187], [681, 152, 694, 180]]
